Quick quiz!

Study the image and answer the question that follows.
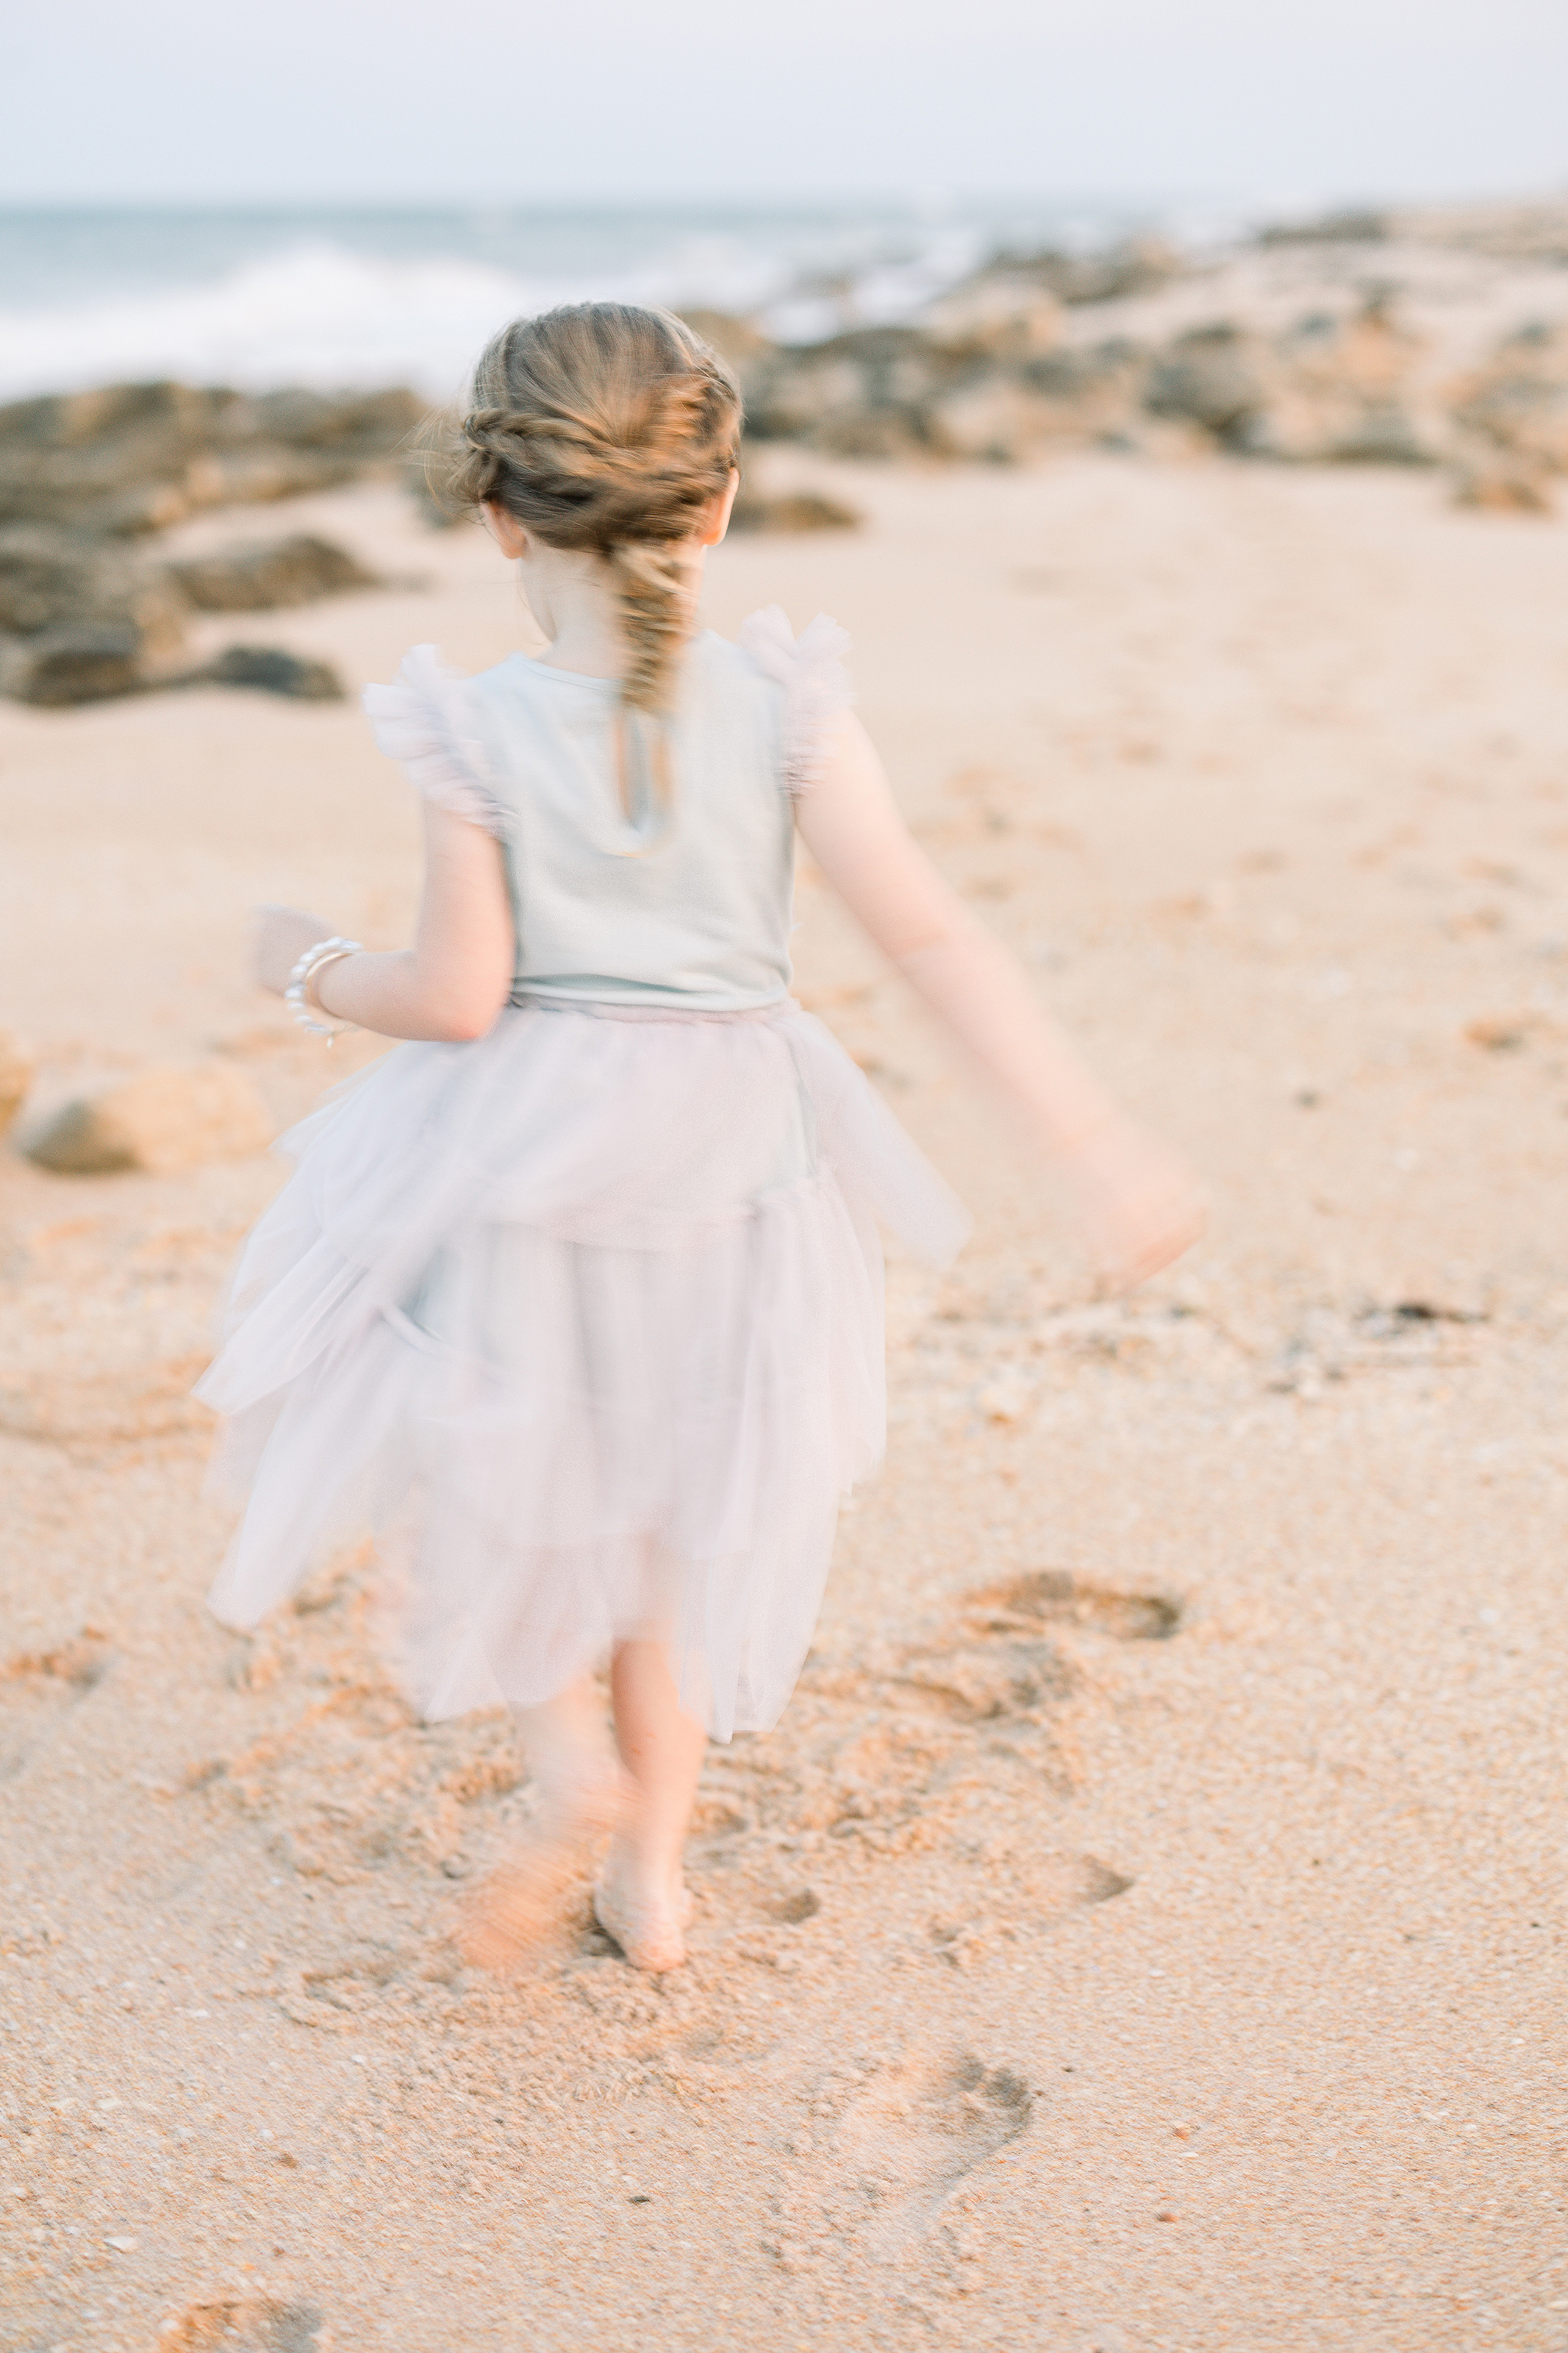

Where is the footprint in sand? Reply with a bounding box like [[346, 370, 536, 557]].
[[159, 2299, 329, 2353], [773, 2045, 1034, 2265], [0, 1630, 113, 1782]]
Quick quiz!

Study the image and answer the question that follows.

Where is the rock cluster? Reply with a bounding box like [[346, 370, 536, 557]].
[[0, 385, 417, 705], [712, 204, 1568, 501]]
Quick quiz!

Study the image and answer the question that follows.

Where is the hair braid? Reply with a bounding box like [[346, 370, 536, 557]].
[[446, 304, 742, 720]]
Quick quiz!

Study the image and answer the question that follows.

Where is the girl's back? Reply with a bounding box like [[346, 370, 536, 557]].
[[369, 610, 845, 1013]]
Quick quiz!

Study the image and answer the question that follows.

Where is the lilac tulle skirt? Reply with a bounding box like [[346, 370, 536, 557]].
[[197, 999, 968, 1738]]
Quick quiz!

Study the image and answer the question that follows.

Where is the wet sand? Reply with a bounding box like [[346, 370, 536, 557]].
[[2, 451, 1567, 2351]]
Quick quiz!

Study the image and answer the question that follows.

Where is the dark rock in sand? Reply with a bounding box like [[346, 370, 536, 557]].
[[1322, 407, 1438, 466], [0, 379, 425, 535], [0, 620, 150, 706], [0, 526, 190, 654], [194, 646, 346, 700], [167, 533, 381, 611], [1450, 323, 1568, 476], [251, 387, 426, 454], [728, 488, 860, 533], [1448, 454, 1555, 513], [973, 238, 1181, 305], [1145, 328, 1267, 439], [1258, 210, 1389, 246]]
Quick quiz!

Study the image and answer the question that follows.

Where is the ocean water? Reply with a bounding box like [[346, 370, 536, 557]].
[[0, 200, 1186, 402]]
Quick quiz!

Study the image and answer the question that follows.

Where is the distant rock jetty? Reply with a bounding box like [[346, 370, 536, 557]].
[[2, 199, 1565, 706]]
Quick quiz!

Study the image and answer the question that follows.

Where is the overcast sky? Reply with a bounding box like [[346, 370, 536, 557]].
[[5, 0, 1565, 210]]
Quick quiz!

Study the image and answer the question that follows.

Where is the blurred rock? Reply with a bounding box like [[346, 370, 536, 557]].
[[251, 386, 426, 453], [972, 237, 1181, 305], [675, 310, 776, 368], [1447, 454, 1555, 513], [0, 526, 189, 654], [0, 379, 426, 535], [192, 646, 346, 700], [1257, 210, 1389, 246], [0, 1032, 35, 1136], [1145, 328, 1267, 440], [1, 621, 149, 706], [1450, 322, 1568, 476], [167, 533, 380, 611], [728, 488, 860, 532], [27, 1061, 273, 1174]]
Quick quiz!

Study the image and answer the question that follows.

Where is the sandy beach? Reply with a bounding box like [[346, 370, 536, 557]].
[[3, 445, 1567, 2350]]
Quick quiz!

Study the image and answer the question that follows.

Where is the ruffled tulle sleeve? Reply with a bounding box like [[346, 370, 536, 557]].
[[737, 607, 855, 797], [361, 645, 507, 838]]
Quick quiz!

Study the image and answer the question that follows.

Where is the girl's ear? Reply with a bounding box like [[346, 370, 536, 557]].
[[698, 469, 741, 549], [482, 501, 529, 560]]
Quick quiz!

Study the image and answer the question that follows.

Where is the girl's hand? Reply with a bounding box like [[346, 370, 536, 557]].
[[251, 904, 338, 998], [1064, 1117, 1206, 1295]]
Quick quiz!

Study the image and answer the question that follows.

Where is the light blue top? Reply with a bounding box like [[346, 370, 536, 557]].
[[364, 609, 852, 1015]]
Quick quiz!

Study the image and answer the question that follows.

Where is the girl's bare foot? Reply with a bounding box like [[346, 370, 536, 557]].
[[456, 1774, 620, 1973], [592, 1846, 692, 1973]]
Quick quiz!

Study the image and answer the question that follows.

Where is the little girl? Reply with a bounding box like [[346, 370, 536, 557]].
[[200, 302, 1200, 1975]]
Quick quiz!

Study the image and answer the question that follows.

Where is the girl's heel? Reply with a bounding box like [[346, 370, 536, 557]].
[[592, 1870, 691, 1974]]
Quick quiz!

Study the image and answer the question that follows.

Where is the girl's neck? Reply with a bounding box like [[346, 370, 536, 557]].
[[521, 543, 706, 681]]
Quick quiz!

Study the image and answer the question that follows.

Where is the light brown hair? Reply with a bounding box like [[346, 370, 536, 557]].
[[452, 303, 742, 720]]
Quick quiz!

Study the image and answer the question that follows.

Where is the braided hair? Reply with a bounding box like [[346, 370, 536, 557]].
[[451, 304, 742, 721]]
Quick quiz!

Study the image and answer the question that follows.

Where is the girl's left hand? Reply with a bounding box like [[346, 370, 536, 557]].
[[251, 904, 338, 997]]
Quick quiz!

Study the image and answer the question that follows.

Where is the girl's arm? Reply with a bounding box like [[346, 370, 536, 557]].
[[251, 804, 515, 1043], [795, 713, 1204, 1288]]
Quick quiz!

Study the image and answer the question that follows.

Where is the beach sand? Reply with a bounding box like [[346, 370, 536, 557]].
[[2, 450, 1566, 2351]]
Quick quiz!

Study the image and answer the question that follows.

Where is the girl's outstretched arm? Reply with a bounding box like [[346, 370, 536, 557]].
[[251, 804, 515, 1043], [795, 713, 1204, 1290]]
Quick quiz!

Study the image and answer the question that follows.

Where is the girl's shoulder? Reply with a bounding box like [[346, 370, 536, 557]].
[[361, 645, 514, 836], [731, 607, 856, 797]]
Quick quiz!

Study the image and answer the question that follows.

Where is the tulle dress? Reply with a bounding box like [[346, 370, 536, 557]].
[[198, 610, 969, 1739]]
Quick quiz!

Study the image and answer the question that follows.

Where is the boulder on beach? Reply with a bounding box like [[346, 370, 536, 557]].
[[0, 526, 190, 656], [0, 1032, 35, 1137], [0, 379, 426, 536], [193, 646, 346, 700], [1448, 454, 1555, 513], [728, 488, 861, 533], [26, 1061, 273, 1175], [1145, 327, 1267, 440], [167, 533, 381, 611], [1, 621, 152, 707]]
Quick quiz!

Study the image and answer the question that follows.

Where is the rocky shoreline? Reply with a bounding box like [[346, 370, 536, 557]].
[[2, 197, 1566, 707]]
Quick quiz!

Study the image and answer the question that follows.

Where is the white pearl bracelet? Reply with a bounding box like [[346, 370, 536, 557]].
[[285, 936, 364, 1042]]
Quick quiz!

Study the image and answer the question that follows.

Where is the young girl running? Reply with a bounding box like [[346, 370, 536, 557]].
[[199, 303, 1200, 1976]]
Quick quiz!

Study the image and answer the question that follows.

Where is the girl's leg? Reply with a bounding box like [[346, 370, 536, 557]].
[[456, 1674, 620, 1972], [596, 1638, 706, 1970], [512, 1675, 621, 1828]]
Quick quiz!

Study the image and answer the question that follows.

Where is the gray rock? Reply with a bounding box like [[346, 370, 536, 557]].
[[728, 488, 861, 533], [1145, 329, 1266, 439], [27, 1060, 273, 1175], [1, 621, 148, 705], [1258, 210, 1389, 246], [0, 526, 189, 651], [973, 236, 1181, 306], [251, 386, 426, 452], [196, 646, 345, 700], [1325, 407, 1438, 465], [1448, 454, 1555, 513], [0, 379, 423, 534], [167, 533, 380, 611]]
